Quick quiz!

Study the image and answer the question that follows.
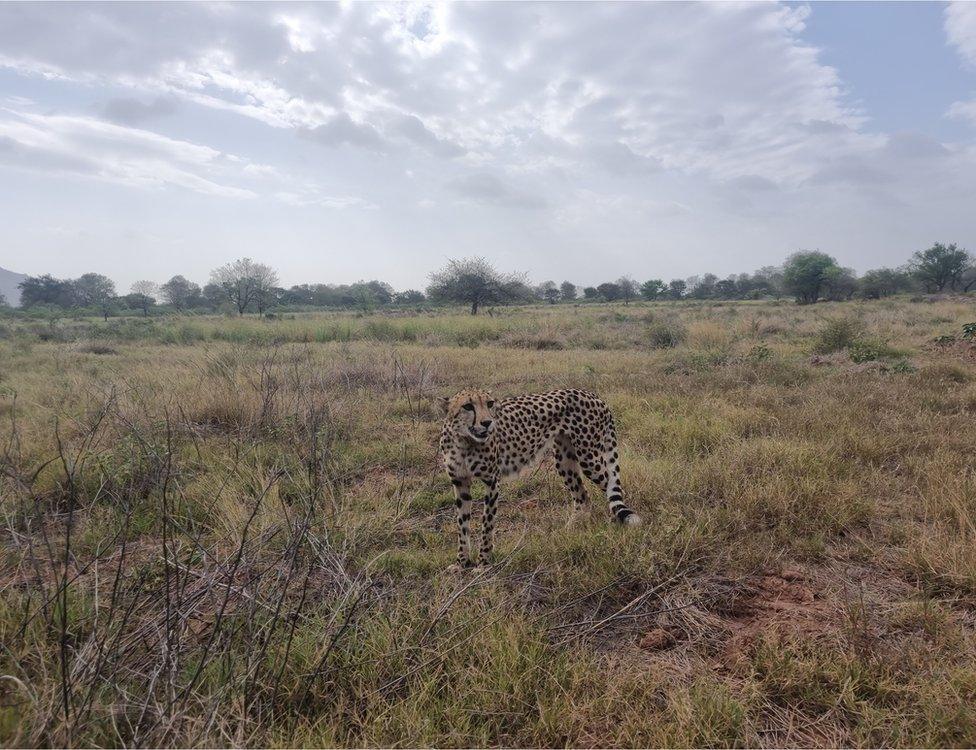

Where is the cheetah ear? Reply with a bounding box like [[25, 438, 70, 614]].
[[437, 396, 450, 415]]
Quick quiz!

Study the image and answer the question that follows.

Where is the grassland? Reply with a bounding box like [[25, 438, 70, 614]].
[[2, 297, 976, 747]]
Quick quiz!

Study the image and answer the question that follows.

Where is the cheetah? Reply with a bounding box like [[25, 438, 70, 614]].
[[438, 388, 641, 568]]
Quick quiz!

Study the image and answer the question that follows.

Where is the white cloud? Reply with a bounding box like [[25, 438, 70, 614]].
[[0, 109, 257, 198], [945, 2, 976, 126], [446, 172, 547, 210], [0, 2, 872, 184], [0, 2, 974, 289], [0, 107, 372, 209], [946, 1, 976, 68]]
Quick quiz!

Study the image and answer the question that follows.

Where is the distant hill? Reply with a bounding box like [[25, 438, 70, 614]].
[[0, 266, 27, 307]]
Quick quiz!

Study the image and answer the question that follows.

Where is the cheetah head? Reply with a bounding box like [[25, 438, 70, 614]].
[[440, 389, 496, 444]]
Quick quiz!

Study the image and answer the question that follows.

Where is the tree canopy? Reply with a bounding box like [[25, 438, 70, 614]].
[[209, 258, 279, 315], [426, 257, 527, 315], [782, 251, 840, 304], [910, 243, 971, 292]]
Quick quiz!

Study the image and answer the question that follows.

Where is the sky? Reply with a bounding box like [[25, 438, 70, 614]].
[[1, 1, 976, 293]]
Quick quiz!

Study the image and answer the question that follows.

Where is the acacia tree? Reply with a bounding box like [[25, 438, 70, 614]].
[[74, 273, 117, 320], [160, 275, 201, 311], [395, 289, 426, 305], [18, 275, 78, 308], [426, 257, 526, 315], [910, 243, 970, 292], [782, 251, 839, 304], [209, 258, 279, 315], [537, 281, 560, 304], [640, 279, 665, 300], [961, 264, 976, 293], [560, 281, 577, 301], [823, 266, 859, 301], [129, 280, 158, 317], [860, 268, 909, 299], [616, 277, 638, 304], [596, 282, 622, 302], [667, 279, 686, 299]]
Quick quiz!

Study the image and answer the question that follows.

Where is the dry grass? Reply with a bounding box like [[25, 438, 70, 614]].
[[2, 297, 976, 747]]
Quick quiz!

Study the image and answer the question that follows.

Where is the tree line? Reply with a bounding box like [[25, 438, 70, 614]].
[[7, 242, 974, 317]]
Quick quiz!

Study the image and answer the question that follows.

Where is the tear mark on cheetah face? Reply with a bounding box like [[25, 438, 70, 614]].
[[439, 388, 497, 444]]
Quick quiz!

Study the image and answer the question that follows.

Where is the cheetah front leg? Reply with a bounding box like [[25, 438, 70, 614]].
[[555, 434, 588, 525], [451, 478, 474, 568], [477, 478, 499, 566]]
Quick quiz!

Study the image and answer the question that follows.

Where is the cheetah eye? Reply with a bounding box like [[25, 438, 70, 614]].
[[462, 403, 475, 412], [486, 400, 495, 409]]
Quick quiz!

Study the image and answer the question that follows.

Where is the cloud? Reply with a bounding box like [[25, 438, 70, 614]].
[[0, 109, 257, 197], [945, 2, 976, 126], [446, 172, 547, 210], [0, 2, 872, 186], [392, 114, 465, 157], [1, 2, 975, 290], [100, 96, 179, 125], [302, 112, 388, 152], [946, 1, 976, 69]]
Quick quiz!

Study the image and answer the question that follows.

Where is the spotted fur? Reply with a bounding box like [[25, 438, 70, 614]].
[[438, 388, 641, 568]]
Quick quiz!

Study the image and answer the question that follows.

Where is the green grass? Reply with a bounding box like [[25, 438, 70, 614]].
[[1, 297, 976, 746]]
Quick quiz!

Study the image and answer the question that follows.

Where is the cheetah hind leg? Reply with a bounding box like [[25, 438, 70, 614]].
[[554, 434, 588, 525], [580, 445, 641, 526]]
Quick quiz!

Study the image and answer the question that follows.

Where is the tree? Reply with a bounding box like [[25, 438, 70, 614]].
[[536, 281, 560, 304], [18, 274, 78, 308], [823, 266, 858, 301], [395, 289, 426, 305], [753, 266, 785, 299], [910, 242, 970, 292], [426, 257, 526, 315], [74, 273, 117, 320], [616, 277, 638, 304], [210, 258, 279, 315], [129, 280, 158, 317], [582, 286, 599, 300], [202, 282, 227, 311], [560, 281, 577, 302], [0, 291, 7, 307], [596, 282, 622, 302], [357, 280, 393, 306], [860, 268, 909, 299], [714, 278, 738, 299], [640, 279, 665, 300], [160, 275, 201, 311], [690, 273, 718, 299], [961, 264, 976, 293], [782, 251, 840, 304], [667, 279, 686, 299]]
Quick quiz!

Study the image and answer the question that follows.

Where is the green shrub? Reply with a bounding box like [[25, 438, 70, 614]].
[[848, 339, 902, 363], [647, 320, 686, 349], [814, 318, 863, 353]]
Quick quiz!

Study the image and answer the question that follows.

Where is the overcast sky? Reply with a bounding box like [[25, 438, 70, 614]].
[[1, 1, 976, 292]]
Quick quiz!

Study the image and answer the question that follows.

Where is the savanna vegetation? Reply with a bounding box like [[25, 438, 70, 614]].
[[8, 242, 975, 319], [2, 295, 976, 747]]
